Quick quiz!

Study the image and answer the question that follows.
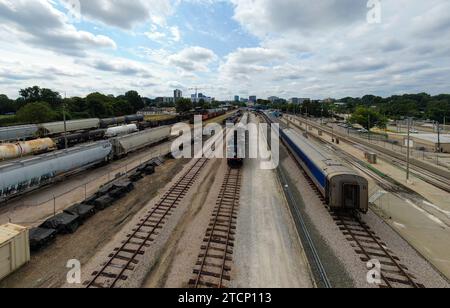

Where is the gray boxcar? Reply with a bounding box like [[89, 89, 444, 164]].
[[111, 126, 171, 158], [0, 125, 39, 141], [38, 119, 100, 136], [0, 141, 112, 202]]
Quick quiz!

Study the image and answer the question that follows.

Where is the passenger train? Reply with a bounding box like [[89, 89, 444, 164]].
[[262, 112, 368, 214]]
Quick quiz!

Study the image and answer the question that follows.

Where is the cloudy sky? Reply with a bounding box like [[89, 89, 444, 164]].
[[0, 0, 449, 100]]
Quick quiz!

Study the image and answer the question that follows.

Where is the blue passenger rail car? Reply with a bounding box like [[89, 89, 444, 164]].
[[281, 129, 368, 213], [0, 141, 112, 203]]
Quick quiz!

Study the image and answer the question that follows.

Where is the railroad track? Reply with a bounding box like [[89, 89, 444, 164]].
[[273, 115, 426, 288], [189, 167, 242, 288], [85, 158, 209, 288], [332, 213, 424, 288], [301, 162, 424, 288]]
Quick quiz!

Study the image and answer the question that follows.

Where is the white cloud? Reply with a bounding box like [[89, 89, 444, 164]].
[[169, 46, 217, 72], [218, 0, 450, 99], [78, 0, 173, 29], [0, 0, 116, 56]]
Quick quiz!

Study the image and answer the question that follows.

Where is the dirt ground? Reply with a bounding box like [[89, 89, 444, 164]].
[[73, 158, 217, 288], [144, 159, 225, 288], [0, 158, 189, 288]]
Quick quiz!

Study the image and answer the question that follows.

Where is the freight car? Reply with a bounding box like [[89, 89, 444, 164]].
[[0, 125, 38, 141], [0, 125, 173, 204], [281, 128, 368, 213], [55, 129, 106, 149], [37, 118, 100, 137], [99, 116, 126, 128], [104, 124, 138, 138], [111, 126, 171, 158], [0, 141, 112, 203], [227, 113, 248, 168], [99, 114, 144, 128], [0, 138, 56, 160], [125, 114, 144, 123], [0, 114, 145, 142]]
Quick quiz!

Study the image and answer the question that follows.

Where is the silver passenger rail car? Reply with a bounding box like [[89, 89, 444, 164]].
[[282, 129, 369, 213]]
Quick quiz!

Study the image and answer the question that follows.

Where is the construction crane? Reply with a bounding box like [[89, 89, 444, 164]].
[[188, 87, 213, 103]]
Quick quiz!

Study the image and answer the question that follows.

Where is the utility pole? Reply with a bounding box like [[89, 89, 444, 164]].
[[321, 102, 324, 125], [368, 113, 371, 141], [63, 92, 68, 149], [406, 117, 411, 181], [437, 121, 441, 154]]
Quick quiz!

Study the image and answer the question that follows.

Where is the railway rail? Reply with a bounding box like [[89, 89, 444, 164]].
[[300, 156, 424, 288], [85, 158, 209, 288], [270, 114, 424, 288], [189, 167, 242, 288], [332, 213, 424, 288]]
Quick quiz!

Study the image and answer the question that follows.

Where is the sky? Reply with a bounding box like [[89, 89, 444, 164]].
[[0, 0, 449, 100]]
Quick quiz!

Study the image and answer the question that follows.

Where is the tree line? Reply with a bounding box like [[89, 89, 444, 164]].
[[257, 93, 450, 129], [0, 86, 145, 125], [336, 93, 450, 123]]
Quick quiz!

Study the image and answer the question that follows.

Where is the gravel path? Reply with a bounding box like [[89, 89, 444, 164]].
[[63, 158, 215, 288], [231, 156, 314, 288]]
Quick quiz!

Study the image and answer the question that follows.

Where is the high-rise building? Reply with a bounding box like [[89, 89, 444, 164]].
[[174, 89, 182, 101], [249, 96, 257, 103], [234, 95, 240, 102]]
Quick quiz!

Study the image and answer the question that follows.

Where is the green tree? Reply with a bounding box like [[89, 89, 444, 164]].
[[349, 107, 388, 130], [19, 86, 61, 107], [0, 94, 17, 114], [86, 92, 114, 118], [112, 99, 134, 115], [16, 102, 57, 123], [124, 90, 144, 112], [176, 98, 193, 114]]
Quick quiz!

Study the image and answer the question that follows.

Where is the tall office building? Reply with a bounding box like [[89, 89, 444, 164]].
[[234, 95, 240, 102], [174, 89, 182, 101]]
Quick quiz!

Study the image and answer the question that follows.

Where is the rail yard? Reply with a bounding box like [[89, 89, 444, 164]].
[[0, 109, 449, 289]]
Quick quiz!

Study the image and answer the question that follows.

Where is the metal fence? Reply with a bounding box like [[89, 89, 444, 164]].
[[3, 143, 172, 226]]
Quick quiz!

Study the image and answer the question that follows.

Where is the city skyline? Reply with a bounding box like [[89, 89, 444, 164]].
[[0, 1, 449, 100]]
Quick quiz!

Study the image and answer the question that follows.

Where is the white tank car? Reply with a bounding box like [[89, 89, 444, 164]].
[[104, 124, 138, 138]]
